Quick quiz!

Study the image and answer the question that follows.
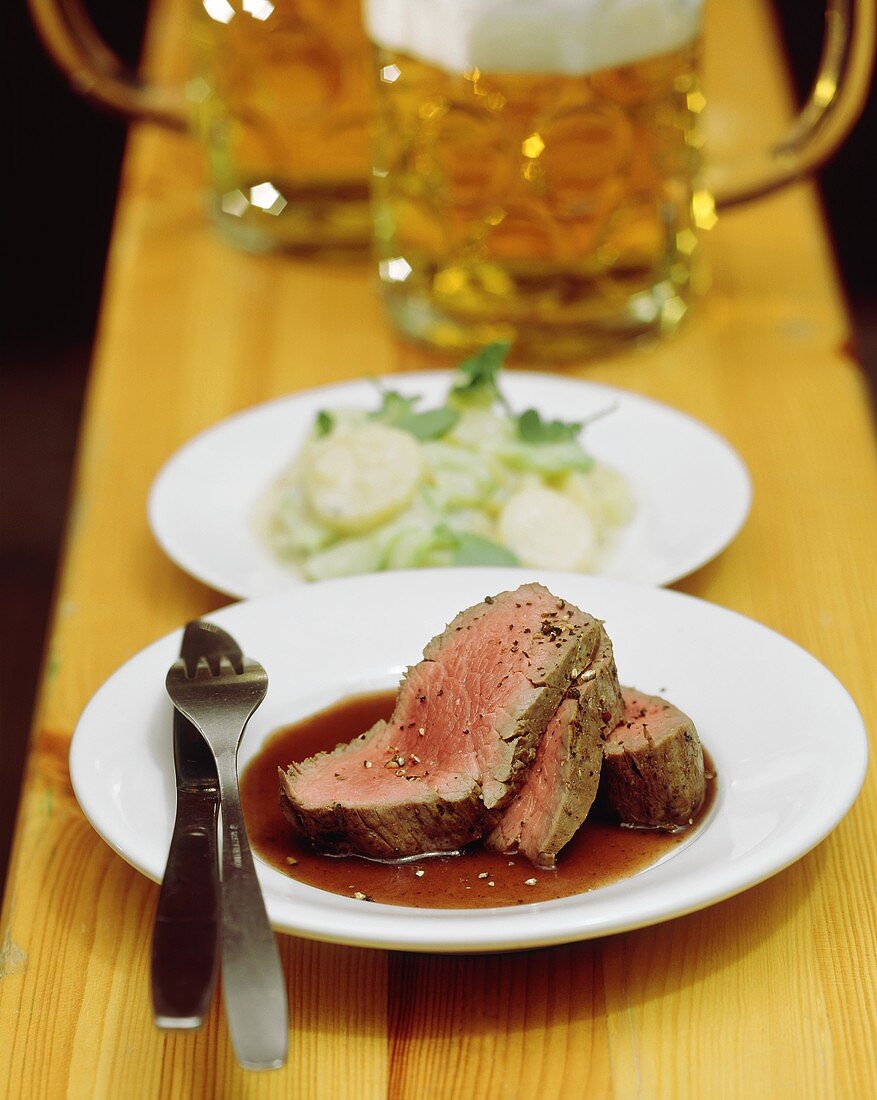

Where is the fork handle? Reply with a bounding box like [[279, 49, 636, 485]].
[[215, 753, 289, 1070]]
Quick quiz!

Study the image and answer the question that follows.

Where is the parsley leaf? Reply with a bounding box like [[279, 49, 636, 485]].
[[318, 388, 458, 442], [368, 389, 421, 426], [368, 387, 459, 440], [450, 342, 512, 407], [516, 408, 581, 444], [314, 410, 334, 437], [395, 406, 460, 440]]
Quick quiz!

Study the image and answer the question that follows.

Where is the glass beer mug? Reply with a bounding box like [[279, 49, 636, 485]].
[[29, 0, 373, 253], [365, 0, 874, 358]]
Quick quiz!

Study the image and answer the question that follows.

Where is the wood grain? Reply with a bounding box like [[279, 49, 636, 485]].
[[2, 0, 876, 1096]]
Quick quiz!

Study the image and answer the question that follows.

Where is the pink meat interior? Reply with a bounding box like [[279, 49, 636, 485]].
[[293, 589, 568, 809], [493, 695, 577, 854], [605, 689, 676, 752]]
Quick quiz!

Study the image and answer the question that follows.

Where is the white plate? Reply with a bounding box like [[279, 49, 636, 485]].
[[148, 373, 751, 597], [70, 569, 866, 953]]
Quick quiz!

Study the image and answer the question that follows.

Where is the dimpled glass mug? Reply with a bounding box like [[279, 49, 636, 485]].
[[365, 0, 874, 358], [31, 0, 874, 354], [29, 0, 374, 254]]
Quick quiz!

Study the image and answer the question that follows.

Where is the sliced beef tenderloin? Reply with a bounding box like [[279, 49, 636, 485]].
[[279, 583, 599, 859], [280, 719, 485, 857], [485, 624, 623, 868], [599, 688, 705, 828]]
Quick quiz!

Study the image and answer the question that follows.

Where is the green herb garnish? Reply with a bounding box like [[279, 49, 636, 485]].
[[314, 410, 334, 437], [450, 342, 512, 408], [516, 408, 581, 444], [369, 388, 460, 440], [395, 406, 461, 440], [369, 389, 421, 426]]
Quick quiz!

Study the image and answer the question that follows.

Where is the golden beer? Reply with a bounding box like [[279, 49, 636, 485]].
[[191, 0, 372, 253], [369, 4, 709, 358]]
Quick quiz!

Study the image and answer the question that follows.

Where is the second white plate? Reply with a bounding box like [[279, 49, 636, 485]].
[[148, 372, 751, 597]]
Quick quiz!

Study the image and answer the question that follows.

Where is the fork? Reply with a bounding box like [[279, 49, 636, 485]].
[[165, 654, 288, 1070]]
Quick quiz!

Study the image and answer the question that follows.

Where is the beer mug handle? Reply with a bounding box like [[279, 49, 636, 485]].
[[710, 0, 875, 208], [26, 0, 188, 129]]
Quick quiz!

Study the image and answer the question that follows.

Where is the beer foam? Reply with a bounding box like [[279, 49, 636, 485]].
[[365, 0, 703, 76]]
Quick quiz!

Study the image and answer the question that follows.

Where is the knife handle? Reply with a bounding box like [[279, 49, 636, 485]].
[[215, 752, 288, 1071], [151, 789, 221, 1028]]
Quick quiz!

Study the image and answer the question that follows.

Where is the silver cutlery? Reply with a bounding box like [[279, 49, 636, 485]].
[[165, 632, 288, 1070], [151, 621, 226, 1029]]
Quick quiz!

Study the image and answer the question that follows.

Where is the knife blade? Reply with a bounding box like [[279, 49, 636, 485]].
[[151, 620, 241, 1028]]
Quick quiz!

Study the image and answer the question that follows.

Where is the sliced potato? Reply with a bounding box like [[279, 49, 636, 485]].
[[304, 423, 423, 534], [563, 465, 634, 528], [498, 485, 597, 570]]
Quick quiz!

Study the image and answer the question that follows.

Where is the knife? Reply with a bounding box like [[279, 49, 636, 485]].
[[151, 620, 238, 1028]]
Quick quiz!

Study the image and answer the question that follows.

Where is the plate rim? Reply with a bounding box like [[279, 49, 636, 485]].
[[147, 371, 753, 597], [69, 569, 867, 953]]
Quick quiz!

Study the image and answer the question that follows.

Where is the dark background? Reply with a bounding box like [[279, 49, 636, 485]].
[[2, 1, 875, 887]]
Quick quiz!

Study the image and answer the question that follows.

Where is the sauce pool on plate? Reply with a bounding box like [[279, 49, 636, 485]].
[[241, 690, 715, 909]]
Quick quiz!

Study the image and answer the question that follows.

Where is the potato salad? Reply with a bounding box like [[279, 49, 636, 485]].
[[257, 346, 632, 581]]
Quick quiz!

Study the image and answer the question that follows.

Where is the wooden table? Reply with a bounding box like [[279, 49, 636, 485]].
[[3, 0, 876, 1095]]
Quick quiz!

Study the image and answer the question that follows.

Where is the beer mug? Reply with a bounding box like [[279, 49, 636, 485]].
[[366, 0, 875, 359], [29, 0, 373, 253]]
